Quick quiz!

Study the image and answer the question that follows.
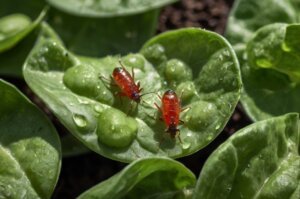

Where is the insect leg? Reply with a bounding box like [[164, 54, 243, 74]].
[[131, 67, 135, 80], [181, 106, 191, 113], [99, 75, 117, 87], [176, 130, 183, 144], [115, 92, 126, 105]]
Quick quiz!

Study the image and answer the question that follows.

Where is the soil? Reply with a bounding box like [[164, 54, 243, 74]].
[[3, 0, 253, 198]]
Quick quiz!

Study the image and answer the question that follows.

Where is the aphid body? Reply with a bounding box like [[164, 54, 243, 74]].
[[156, 90, 182, 140], [112, 63, 142, 103]]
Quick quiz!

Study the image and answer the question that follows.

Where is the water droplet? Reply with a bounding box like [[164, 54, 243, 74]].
[[78, 99, 89, 104], [256, 58, 273, 68], [281, 42, 291, 52], [187, 132, 192, 137], [226, 186, 232, 192], [94, 105, 103, 113], [246, 163, 250, 168], [69, 103, 74, 106], [182, 142, 191, 149], [215, 124, 221, 130], [111, 125, 115, 131], [73, 114, 87, 128], [208, 134, 214, 141]]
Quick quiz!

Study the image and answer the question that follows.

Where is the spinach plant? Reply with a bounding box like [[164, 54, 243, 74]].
[[226, 0, 300, 121], [78, 157, 196, 199], [0, 79, 61, 198], [46, 0, 178, 57], [23, 23, 241, 162], [0, 8, 46, 77], [77, 113, 300, 199]]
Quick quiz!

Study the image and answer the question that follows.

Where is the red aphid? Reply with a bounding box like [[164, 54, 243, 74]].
[[155, 90, 183, 143], [112, 61, 143, 103]]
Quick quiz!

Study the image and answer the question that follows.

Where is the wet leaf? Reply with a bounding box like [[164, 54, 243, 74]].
[[226, 0, 300, 121], [78, 157, 195, 199], [47, 8, 160, 57], [0, 79, 61, 198], [241, 24, 300, 120], [225, 0, 299, 48], [61, 134, 90, 157], [24, 27, 241, 162], [194, 113, 300, 199], [46, 0, 177, 17], [0, 10, 45, 53], [0, 9, 46, 77]]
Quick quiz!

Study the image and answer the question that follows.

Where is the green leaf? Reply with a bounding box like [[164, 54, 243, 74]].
[[46, 0, 177, 17], [225, 0, 299, 47], [0, 9, 47, 77], [193, 113, 300, 199], [24, 27, 241, 162], [239, 23, 300, 121], [0, 10, 46, 53], [47, 8, 160, 57], [78, 157, 196, 199], [61, 134, 90, 157], [0, 79, 61, 199]]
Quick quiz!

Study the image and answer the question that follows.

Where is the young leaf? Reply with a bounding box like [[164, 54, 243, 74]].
[[194, 113, 300, 199], [47, 8, 160, 57], [0, 9, 46, 53], [46, 0, 177, 17], [193, 113, 300, 199], [24, 26, 241, 162], [78, 157, 196, 199], [0, 79, 61, 198], [225, 0, 298, 48], [240, 23, 300, 121], [0, 9, 47, 77]]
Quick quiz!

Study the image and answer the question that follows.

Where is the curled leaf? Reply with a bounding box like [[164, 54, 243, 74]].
[[0, 79, 61, 199], [194, 113, 300, 199]]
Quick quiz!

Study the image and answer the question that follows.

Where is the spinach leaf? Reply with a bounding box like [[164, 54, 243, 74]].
[[0, 10, 46, 53], [240, 23, 300, 121], [78, 157, 195, 199], [0, 79, 61, 199], [24, 26, 241, 162], [61, 134, 90, 157], [226, 0, 300, 121], [193, 113, 300, 199], [46, 0, 177, 17], [225, 0, 298, 48], [0, 9, 46, 77], [47, 8, 160, 57]]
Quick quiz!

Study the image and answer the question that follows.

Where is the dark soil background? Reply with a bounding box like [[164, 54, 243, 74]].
[[4, 0, 252, 198]]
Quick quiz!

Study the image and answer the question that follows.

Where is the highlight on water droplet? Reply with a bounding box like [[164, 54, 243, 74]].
[[256, 58, 273, 68], [73, 114, 87, 128], [182, 142, 191, 150], [94, 104, 103, 113]]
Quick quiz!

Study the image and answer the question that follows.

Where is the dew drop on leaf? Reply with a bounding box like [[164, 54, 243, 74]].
[[94, 104, 103, 113], [182, 142, 191, 150], [73, 114, 87, 128]]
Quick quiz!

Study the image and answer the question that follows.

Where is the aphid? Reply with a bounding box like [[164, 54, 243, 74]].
[[155, 90, 185, 143], [112, 61, 143, 103]]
